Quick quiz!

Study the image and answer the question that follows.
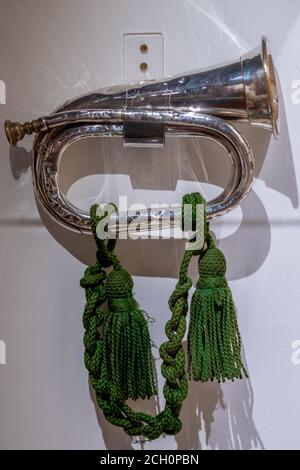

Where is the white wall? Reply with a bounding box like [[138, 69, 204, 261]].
[[0, 0, 300, 450]]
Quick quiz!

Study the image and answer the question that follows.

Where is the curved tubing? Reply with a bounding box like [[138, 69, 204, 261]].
[[32, 109, 254, 234]]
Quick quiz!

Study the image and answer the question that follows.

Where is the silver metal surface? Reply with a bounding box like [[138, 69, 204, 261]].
[[6, 37, 278, 235], [56, 37, 278, 135], [33, 111, 253, 233]]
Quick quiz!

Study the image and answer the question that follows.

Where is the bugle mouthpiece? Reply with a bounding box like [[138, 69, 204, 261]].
[[4, 118, 45, 146]]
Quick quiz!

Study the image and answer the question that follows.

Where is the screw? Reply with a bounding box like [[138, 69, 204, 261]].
[[140, 62, 148, 72], [140, 43, 148, 54]]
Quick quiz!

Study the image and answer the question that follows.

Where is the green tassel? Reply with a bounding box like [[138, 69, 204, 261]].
[[103, 268, 157, 400], [188, 243, 248, 382]]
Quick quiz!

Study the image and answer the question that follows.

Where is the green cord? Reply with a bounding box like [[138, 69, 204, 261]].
[[81, 192, 247, 439], [80, 199, 201, 439]]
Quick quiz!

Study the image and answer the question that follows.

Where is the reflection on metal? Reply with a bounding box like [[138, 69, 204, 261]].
[[4, 37, 278, 234]]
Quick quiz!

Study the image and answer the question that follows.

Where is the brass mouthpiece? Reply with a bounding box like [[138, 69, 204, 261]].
[[5, 118, 45, 146]]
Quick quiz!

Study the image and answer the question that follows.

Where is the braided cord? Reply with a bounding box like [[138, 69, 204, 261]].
[[81, 197, 204, 439]]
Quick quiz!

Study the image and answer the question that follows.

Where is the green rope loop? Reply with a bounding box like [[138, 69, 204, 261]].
[[81, 192, 246, 438], [81, 193, 204, 439], [181, 192, 208, 236]]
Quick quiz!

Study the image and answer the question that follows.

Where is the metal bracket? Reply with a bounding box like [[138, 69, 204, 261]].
[[123, 33, 165, 147], [123, 120, 165, 147]]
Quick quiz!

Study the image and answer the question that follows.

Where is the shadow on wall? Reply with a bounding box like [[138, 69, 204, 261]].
[[175, 377, 264, 450], [175, 343, 264, 450], [5, 78, 294, 449], [87, 339, 264, 450], [8, 69, 296, 283]]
